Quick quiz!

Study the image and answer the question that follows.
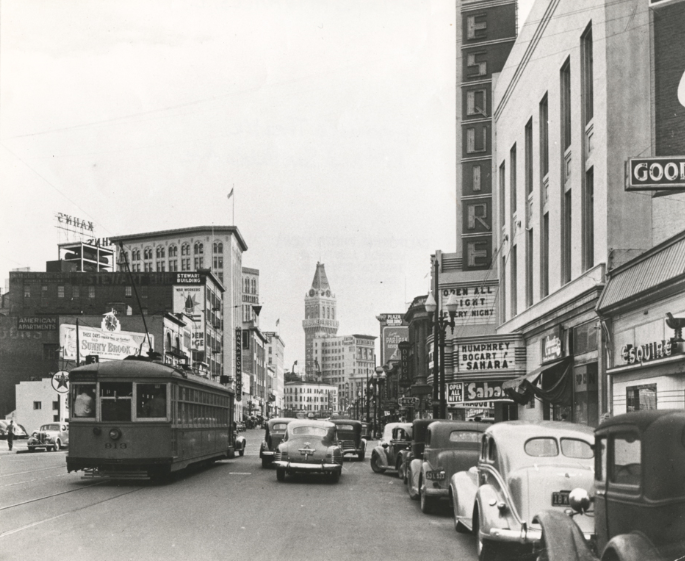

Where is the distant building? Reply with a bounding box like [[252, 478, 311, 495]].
[[15, 378, 69, 434], [242, 267, 260, 326], [303, 263, 339, 377], [264, 331, 285, 416], [284, 380, 337, 417]]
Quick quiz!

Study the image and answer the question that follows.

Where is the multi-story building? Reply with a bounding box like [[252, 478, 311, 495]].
[[264, 331, 285, 416], [242, 267, 260, 326], [110, 226, 247, 391], [242, 327, 267, 418], [493, 0, 685, 425], [303, 263, 339, 377], [313, 334, 375, 415], [283, 380, 337, 417]]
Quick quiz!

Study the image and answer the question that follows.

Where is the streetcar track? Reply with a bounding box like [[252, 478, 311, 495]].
[[0, 465, 65, 478], [0, 479, 105, 511], [2, 473, 70, 487], [0, 486, 145, 538]]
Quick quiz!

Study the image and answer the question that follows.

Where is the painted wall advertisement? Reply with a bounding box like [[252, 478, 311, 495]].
[[440, 283, 498, 326], [60, 324, 153, 361], [173, 285, 205, 351], [382, 326, 408, 364]]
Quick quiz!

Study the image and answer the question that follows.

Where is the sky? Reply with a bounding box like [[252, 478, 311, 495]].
[[0, 0, 534, 371]]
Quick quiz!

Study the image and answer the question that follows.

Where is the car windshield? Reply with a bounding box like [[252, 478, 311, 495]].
[[291, 426, 328, 437], [272, 423, 288, 431], [41, 424, 60, 431], [561, 438, 593, 459]]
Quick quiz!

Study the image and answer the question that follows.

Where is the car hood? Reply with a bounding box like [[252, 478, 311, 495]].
[[279, 439, 329, 463], [507, 464, 595, 533]]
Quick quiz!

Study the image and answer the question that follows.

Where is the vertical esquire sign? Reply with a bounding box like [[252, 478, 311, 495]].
[[235, 328, 242, 400]]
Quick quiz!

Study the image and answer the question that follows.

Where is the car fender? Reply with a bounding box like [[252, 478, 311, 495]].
[[601, 533, 661, 561], [450, 469, 478, 530], [235, 435, 246, 450], [533, 509, 596, 561], [408, 458, 422, 498], [372, 445, 389, 468], [475, 484, 506, 538]]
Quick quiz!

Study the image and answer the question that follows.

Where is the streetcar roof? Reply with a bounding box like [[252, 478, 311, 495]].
[[69, 359, 232, 392]]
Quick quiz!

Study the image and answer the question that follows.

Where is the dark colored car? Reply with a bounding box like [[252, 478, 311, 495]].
[[451, 421, 595, 561], [370, 422, 412, 475], [331, 419, 366, 460], [360, 422, 372, 440], [0, 421, 29, 440], [28, 423, 70, 452], [417, 420, 488, 514], [398, 419, 434, 493], [535, 410, 685, 561], [273, 420, 343, 482], [260, 418, 293, 468]]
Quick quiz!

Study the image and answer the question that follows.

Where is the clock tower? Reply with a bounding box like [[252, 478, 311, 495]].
[[303, 262, 339, 377]]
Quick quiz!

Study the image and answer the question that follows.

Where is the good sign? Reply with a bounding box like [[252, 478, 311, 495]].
[[626, 157, 685, 191]]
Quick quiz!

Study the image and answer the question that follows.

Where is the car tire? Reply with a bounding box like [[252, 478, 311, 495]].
[[357, 450, 365, 461], [419, 479, 435, 514], [395, 458, 403, 478], [407, 471, 419, 501], [261, 457, 271, 469], [238, 443, 245, 457], [330, 470, 341, 483], [475, 512, 507, 561], [276, 468, 286, 482], [55, 439, 62, 451], [370, 453, 385, 473]]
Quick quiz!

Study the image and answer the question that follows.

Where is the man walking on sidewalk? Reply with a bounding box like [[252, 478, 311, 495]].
[[6, 420, 15, 451]]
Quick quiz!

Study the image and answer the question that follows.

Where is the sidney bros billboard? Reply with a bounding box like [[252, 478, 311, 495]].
[[173, 286, 205, 351]]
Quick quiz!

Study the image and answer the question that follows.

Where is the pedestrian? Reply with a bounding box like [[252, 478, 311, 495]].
[[6, 420, 15, 451]]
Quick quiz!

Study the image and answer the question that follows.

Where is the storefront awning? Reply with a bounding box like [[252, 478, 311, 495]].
[[503, 358, 571, 405]]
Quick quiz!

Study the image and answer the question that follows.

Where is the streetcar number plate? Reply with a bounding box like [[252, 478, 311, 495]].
[[552, 491, 570, 506]]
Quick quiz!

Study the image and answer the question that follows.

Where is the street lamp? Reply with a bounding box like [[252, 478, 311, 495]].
[[424, 290, 459, 419], [374, 366, 387, 437]]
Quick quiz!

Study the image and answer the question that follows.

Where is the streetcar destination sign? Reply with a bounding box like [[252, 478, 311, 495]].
[[626, 157, 685, 191]]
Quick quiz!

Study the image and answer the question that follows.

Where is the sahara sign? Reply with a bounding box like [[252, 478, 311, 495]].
[[447, 381, 510, 404]]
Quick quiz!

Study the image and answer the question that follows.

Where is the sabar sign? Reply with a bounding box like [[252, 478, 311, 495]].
[[447, 381, 510, 404]]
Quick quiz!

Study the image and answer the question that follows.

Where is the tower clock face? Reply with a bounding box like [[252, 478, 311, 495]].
[[309, 289, 315, 297]]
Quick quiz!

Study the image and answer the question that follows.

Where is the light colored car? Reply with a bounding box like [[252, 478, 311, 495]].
[[450, 421, 595, 561], [273, 420, 343, 482], [28, 423, 69, 452], [369, 422, 412, 475], [0, 421, 29, 440]]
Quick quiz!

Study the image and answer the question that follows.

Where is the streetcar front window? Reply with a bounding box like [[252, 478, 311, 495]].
[[72, 384, 96, 418], [100, 383, 133, 422], [137, 384, 167, 419]]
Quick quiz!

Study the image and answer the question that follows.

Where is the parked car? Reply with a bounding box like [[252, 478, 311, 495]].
[[360, 422, 372, 440], [331, 419, 366, 460], [534, 410, 685, 561], [273, 419, 343, 482], [417, 420, 489, 514], [398, 419, 434, 496], [0, 421, 29, 440], [370, 422, 412, 475], [260, 418, 293, 468], [450, 421, 595, 561], [28, 423, 70, 452]]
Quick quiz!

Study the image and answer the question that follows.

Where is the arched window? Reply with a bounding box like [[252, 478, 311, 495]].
[[213, 242, 223, 253], [144, 247, 152, 260], [244, 279, 250, 293], [166, 332, 172, 350], [194, 243, 203, 255], [168, 245, 177, 257], [181, 243, 190, 256]]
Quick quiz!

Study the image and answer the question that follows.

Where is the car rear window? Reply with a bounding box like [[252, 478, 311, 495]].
[[337, 424, 355, 431], [525, 437, 559, 457], [561, 438, 593, 459], [41, 424, 60, 431], [272, 423, 288, 431], [449, 431, 480, 443], [292, 426, 328, 437]]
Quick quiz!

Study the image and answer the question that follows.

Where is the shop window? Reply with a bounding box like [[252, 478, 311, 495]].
[[626, 384, 657, 412]]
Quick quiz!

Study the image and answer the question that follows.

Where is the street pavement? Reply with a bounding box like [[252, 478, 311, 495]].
[[0, 428, 478, 561]]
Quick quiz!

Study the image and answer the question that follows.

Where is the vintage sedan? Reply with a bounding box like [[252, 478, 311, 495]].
[[234, 432, 247, 457], [273, 420, 343, 482], [450, 421, 595, 561], [260, 418, 293, 468], [331, 419, 366, 460], [399, 419, 434, 497], [0, 421, 29, 440], [28, 423, 70, 452], [370, 422, 412, 474], [418, 420, 488, 514], [535, 410, 685, 561]]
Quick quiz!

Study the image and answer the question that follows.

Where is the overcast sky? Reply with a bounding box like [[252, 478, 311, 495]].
[[0, 0, 534, 370]]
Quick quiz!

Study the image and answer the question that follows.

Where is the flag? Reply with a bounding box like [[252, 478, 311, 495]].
[[275, 319, 280, 327], [293, 360, 298, 366], [227, 188, 234, 199]]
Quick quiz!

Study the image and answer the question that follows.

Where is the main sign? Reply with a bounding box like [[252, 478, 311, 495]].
[[626, 157, 685, 191], [447, 381, 511, 404]]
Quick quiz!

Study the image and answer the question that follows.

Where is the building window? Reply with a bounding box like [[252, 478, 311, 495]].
[[43, 344, 60, 360], [540, 94, 549, 179], [526, 229, 534, 308], [181, 244, 190, 256], [584, 167, 594, 271], [214, 256, 223, 269], [169, 245, 177, 257], [501, 255, 507, 322], [194, 257, 204, 269], [511, 245, 517, 317], [144, 247, 152, 260], [563, 189, 572, 284], [561, 58, 572, 151], [33, 401, 42, 410], [218, 272, 223, 283], [24, 286, 30, 298], [194, 242, 204, 255], [213, 242, 223, 253], [466, 14, 487, 39], [510, 144, 517, 218], [89, 286, 95, 298], [542, 213, 549, 298], [581, 24, 594, 125], [182, 258, 190, 271], [525, 119, 533, 196], [58, 286, 64, 298], [125, 286, 132, 297], [467, 127, 487, 153], [626, 384, 656, 412], [73, 285, 80, 298], [169, 260, 177, 272], [499, 162, 506, 227]]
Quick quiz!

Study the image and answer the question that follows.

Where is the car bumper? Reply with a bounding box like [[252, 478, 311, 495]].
[[487, 527, 594, 544], [423, 487, 449, 498], [261, 450, 274, 457], [273, 460, 341, 472]]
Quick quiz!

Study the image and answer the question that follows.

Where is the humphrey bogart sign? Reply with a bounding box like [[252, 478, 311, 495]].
[[457, 336, 525, 372]]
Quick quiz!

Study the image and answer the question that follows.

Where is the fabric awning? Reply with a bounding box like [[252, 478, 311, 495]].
[[503, 358, 572, 406]]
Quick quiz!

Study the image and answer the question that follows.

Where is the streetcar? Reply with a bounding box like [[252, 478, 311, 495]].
[[67, 357, 236, 480]]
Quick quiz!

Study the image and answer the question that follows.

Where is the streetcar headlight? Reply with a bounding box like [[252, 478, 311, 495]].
[[109, 428, 122, 441]]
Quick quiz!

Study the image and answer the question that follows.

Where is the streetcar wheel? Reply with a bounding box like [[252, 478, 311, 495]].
[[276, 468, 286, 482]]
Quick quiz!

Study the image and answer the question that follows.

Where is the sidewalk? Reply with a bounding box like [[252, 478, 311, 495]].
[[0, 440, 30, 456]]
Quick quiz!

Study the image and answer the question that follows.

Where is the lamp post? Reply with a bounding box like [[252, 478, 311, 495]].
[[424, 290, 459, 419], [374, 366, 386, 437]]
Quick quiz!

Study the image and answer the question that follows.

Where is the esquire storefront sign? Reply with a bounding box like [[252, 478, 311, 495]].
[[620, 339, 677, 364]]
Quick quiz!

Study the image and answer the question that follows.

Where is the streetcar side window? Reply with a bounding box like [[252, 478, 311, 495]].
[[100, 383, 133, 422], [137, 384, 168, 419], [71, 384, 96, 418]]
